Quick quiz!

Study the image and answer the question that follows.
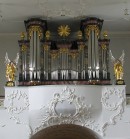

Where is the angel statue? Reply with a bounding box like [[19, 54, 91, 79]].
[[109, 50, 125, 85], [5, 52, 19, 86]]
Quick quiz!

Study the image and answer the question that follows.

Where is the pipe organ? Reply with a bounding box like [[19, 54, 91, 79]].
[[18, 17, 111, 85]]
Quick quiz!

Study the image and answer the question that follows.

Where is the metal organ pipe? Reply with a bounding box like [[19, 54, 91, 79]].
[[44, 45, 49, 80], [95, 31, 99, 79], [30, 33, 33, 71], [81, 17, 104, 83], [37, 35, 40, 80]]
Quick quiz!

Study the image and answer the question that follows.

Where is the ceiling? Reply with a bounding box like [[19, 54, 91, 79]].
[[0, 0, 130, 34]]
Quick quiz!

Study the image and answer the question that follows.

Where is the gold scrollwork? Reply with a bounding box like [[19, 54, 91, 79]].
[[21, 45, 27, 52], [59, 48, 69, 53], [45, 30, 51, 40], [77, 30, 83, 39], [85, 25, 99, 38], [43, 45, 49, 51], [116, 80, 124, 85], [79, 44, 85, 51], [103, 31, 108, 39], [29, 26, 42, 39], [51, 52, 58, 59], [101, 43, 107, 50], [89, 80, 99, 85], [20, 32, 25, 40], [70, 52, 78, 59]]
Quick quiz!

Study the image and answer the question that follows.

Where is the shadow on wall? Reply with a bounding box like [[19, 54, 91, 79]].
[[30, 124, 102, 139]]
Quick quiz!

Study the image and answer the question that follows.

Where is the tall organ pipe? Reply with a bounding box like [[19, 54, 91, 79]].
[[24, 18, 47, 82], [81, 17, 103, 81]]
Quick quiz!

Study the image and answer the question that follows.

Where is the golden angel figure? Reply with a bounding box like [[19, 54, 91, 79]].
[[110, 50, 125, 85], [5, 53, 19, 86]]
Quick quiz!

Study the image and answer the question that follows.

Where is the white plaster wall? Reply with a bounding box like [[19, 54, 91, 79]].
[[0, 34, 130, 95], [0, 34, 19, 96]]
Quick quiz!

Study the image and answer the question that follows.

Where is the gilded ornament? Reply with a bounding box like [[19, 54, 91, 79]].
[[43, 45, 49, 51], [51, 52, 58, 59], [20, 32, 25, 40], [70, 52, 78, 59], [101, 43, 107, 50], [77, 30, 83, 39], [79, 44, 85, 51], [60, 48, 68, 53], [85, 25, 99, 38], [110, 50, 125, 84], [58, 25, 71, 37], [5, 53, 19, 86], [114, 61, 123, 80], [89, 80, 99, 85], [71, 53, 77, 59], [21, 45, 27, 52], [45, 31, 51, 40], [29, 26, 42, 39], [103, 31, 108, 39]]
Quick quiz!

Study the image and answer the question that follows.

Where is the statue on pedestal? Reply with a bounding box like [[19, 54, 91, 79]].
[[5, 53, 19, 86], [110, 50, 125, 85]]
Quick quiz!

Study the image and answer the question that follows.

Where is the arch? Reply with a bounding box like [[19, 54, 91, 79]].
[[31, 124, 102, 139]]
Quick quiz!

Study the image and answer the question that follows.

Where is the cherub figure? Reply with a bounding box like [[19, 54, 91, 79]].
[[5, 53, 19, 86], [110, 50, 125, 84]]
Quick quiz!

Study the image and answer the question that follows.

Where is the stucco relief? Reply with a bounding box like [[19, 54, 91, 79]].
[[101, 87, 126, 134], [5, 89, 32, 137], [6, 90, 29, 122], [34, 86, 102, 136]]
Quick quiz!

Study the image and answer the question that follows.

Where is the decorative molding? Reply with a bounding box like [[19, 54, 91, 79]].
[[34, 86, 102, 136], [5, 90, 32, 137], [101, 87, 126, 134], [3, 86, 126, 138], [6, 90, 29, 115]]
